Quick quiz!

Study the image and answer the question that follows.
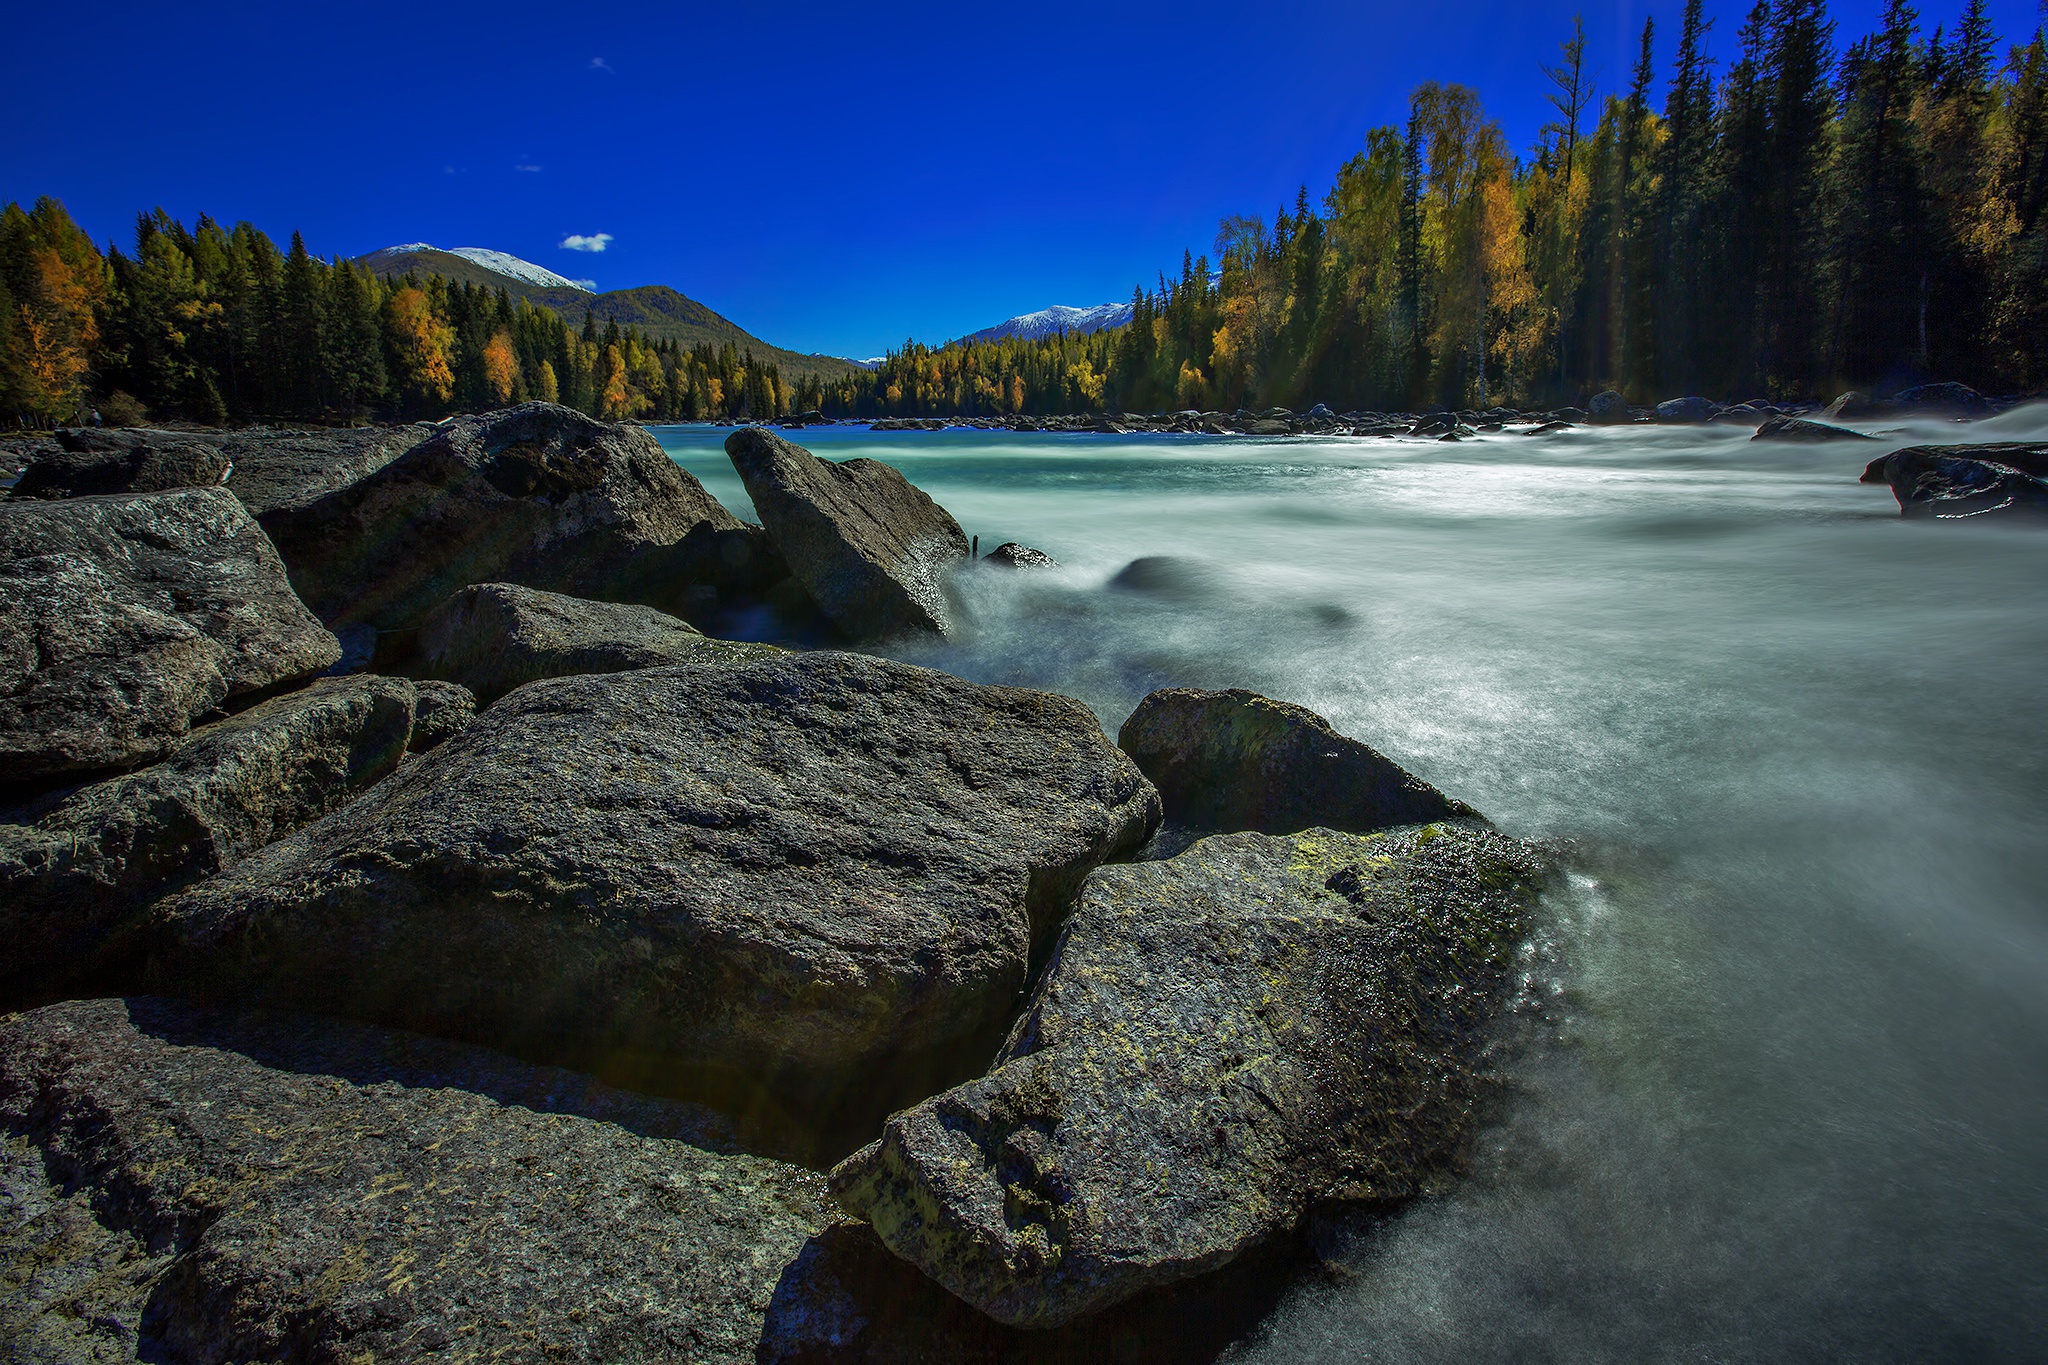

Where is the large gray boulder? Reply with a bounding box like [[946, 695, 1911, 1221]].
[[0, 674, 415, 1011], [218, 423, 432, 519], [12, 429, 230, 499], [0, 997, 834, 1364], [725, 426, 970, 640], [1859, 444, 2048, 517], [1587, 390, 1630, 424], [831, 822, 1553, 1328], [259, 403, 765, 632], [418, 581, 777, 704], [0, 488, 341, 780], [1893, 381, 1995, 416], [1118, 687, 1477, 838], [1654, 396, 1720, 424], [152, 652, 1160, 1132], [1752, 415, 1877, 443]]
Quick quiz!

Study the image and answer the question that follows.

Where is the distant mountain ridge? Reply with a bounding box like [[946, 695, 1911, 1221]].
[[355, 243, 861, 382], [962, 301, 1134, 345]]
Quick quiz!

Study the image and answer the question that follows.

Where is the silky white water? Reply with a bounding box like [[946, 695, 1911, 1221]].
[[657, 412, 2048, 1360]]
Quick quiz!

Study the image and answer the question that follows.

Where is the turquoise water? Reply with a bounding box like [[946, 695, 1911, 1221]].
[[654, 415, 2048, 1360]]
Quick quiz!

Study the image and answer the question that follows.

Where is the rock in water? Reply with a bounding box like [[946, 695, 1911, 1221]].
[[260, 402, 752, 632], [1859, 444, 2048, 517], [407, 678, 475, 751], [725, 426, 969, 640], [0, 488, 341, 780], [12, 429, 230, 499], [983, 542, 1059, 570], [0, 675, 415, 1011], [1654, 396, 1720, 424], [1587, 390, 1630, 424], [1892, 381, 1994, 416], [0, 997, 833, 1364], [1751, 415, 1877, 443], [418, 581, 778, 704], [153, 652, 1160, 1127], [831, 822, 1553, 1327], [1118, 687, 1477, 837]]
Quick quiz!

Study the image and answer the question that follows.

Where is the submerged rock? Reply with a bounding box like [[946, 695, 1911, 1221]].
[[726, 426, 970, 640], [407, 678, 475, 751], [831, 822, 1553, 1328], [0, 674, 414, 1011], [417, 581, 777, 704], [1893, 381, 1994, 416], [1859, 444, 2048, 517], [152, 652, 1159, 1142], [13, 429, 230, 499], [1654, 396, 1720, 424], [0, 997, 833, 1364], [1751, 415, 1877, 443], [260, 402, 750, 632], [0, 487, 341, 781], [982, 542, 1059, 570], [1118, 687, 1477, 837]]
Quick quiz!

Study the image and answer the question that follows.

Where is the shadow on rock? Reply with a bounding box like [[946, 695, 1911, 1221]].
[[756, 1220, 1307, 1364]]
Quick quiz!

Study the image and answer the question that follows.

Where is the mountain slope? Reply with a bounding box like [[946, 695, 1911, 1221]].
[[961, 302, 1134, 345], [356, 246, 859, 382]]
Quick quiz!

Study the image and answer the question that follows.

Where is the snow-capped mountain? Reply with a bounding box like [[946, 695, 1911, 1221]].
[[383, 243, 594, 292], [962, 302, 1134, 345]]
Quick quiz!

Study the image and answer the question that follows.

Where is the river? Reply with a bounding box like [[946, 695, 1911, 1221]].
[[655, 412, 2048, 1361]]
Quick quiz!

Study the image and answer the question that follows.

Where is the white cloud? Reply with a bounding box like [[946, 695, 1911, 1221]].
[[560, 233, 613, 253], [589, 56, 615, 73], [571, 279, 597, 290], [515, 163, 542, 173]]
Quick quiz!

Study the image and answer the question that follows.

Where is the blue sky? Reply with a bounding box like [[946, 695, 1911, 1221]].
[[4, 0, 2041, 359]]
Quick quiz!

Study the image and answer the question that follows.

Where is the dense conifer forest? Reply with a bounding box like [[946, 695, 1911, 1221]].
[[3, 0, 2043, 428]]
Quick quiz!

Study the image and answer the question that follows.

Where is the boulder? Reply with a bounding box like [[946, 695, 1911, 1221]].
[[1824, 391, 1882, 420], [726, 426, 970, 640], [218, 423, 431, 519], [0, 997, 833, 1364], [1858, 444, 2048, 517], [152, 652, 1160, 1141], [1244, 419, 1292, 436], [1587, 390, 1630, 424], [1654, 396, 1721, 424], [417, 581, 778, 705], [1893, 381, 1995, 416], [259, 403, 758, 633], [830, 822, 1554, 1328], [1751, 415, 1877, 443], [1117, 688, 1477, 838], [12, 429, 230, 499], [407, 679, 475, 752], [982, 542, 1059, 570], [0, 674, 414, 1012], [0, 488, 341, 781]]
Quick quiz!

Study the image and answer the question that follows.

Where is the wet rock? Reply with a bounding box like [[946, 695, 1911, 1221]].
[[1244, 418, 1292, 436], [1523, 420, 1575, 435], [0, 675, 414, 1011], [1824, 391, 1882, 421], [1587, 390, 1630, 424], [1858, 444, 2048, 517], [1751, 415, 1877, 443], [831, 822, 1553, 1328], [218, 424, 431, 518], [1654, 396, 1721, 424], [726, 427, 970, 640], [1105, 556, 1223, 602], [152, 652, 1160, 1147], [13, 429, 230, 499], [0, 488, 341, 781], [417, 581, 778, 705], [1893, 381, 1995, 416], [407, 679, 475, 752], [260, 403, 748, 632], [982, 542, 1059, 570], [1117, 687, 1477, 838], [0, 997, 833, 1364]]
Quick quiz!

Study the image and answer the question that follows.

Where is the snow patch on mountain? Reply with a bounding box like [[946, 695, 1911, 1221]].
[[384, 243, 594, 292], [963, 302, 1135, 345]]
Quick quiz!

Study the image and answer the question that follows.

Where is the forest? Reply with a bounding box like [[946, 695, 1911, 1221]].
[[2, 0, 2043, 428]]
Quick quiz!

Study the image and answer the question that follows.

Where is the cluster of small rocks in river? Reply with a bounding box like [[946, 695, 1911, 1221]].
[[0, 393, 2032, 1360]]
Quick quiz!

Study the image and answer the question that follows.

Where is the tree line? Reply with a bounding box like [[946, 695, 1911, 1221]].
[[852, 0, 2047, 416], [0, 203, 817, 428]]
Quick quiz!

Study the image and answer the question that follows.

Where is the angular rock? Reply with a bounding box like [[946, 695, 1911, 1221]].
[[1751, 415, 1877, 443], [727, 426, 970, 639], [0, 997, 833, 1364], [831, 822, 1553, 1328], [1118, 687, 1477, 837], [0, 674, 414, 1011], [982, 542, 1059, 570], [1654, 396, 1720, 424], [1587, 390, 1630, 424], [407, 678, 475, 751], [418, 581, 778, 704], [217, 423, 431, 518], [153, 652, 1160, 1134], [261, 402, 753, 632], [1858, 444, 2048, 517], [1824, 391, 1882, 420], [0, 488, 341, 780], [13, 429, 230, 499]]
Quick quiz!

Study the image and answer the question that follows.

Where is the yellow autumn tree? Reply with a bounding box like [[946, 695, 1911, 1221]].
[[0, 198, 109, 424], [384, 286, 453, 408], [536, 358, 559, 404], [482, 330, 518, 404]]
